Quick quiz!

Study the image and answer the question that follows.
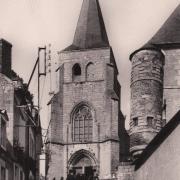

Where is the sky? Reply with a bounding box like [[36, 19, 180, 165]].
[[0, 0, 179, 175]]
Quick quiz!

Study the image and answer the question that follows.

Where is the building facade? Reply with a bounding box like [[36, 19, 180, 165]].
[[117, 3, 180, 180], [0, 39, 43, 180], [46, 1, 180, 180], [45, 0, 129, 179]]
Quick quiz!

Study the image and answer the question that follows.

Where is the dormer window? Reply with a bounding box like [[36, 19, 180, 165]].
[[133, 117, 138, 126], [72, 63, 81, 76]]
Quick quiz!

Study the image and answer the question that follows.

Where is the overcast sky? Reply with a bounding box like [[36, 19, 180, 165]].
[[0, 0, 179, 175]]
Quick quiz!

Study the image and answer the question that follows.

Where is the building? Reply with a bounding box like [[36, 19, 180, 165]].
[[0, 110, 9, 180], [117, 3, 180, 180], [45, 0, 129, 179], [0, 39, 43, 180], [45, 1, 180, 180]]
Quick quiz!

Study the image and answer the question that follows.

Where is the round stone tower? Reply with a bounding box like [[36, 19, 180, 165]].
[[129, 49, 165, 158]]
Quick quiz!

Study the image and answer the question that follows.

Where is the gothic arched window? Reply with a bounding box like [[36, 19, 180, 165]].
[[72, 105, 93, 142]]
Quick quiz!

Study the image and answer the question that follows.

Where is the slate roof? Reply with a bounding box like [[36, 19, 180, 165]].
[[134, 110, 180, 170], [63, 0, 109, 51], [144, 4, 180, 47], [130, 4, 180, 59]]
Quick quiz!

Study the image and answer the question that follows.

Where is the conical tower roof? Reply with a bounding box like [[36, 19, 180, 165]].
[[64, 0, 109, 51], [144, 4, 180, 48]]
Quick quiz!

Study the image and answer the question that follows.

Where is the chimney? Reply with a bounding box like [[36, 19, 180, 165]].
[[0, 39, 12, 78]]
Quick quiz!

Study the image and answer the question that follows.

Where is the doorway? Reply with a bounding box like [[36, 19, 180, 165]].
[[68, 150, 97, 180], [85, 166, 94, 178]]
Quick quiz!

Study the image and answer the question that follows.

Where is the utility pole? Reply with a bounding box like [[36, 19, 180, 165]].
[[33, 47, 46, 180], [27, 46, 47, 126]]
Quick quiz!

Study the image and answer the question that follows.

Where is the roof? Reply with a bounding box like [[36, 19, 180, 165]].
[[144, 4, 180, 47], [0, 39, 12, 47], [130, 4, 180, 59], [134, 110, 180, 170], [63, 0, 109, 51]]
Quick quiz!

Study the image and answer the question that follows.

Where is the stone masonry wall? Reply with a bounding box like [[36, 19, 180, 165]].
[[46, 144, 64, 180], [50, 64, 65, 143], [135, 119, 180, 180], [62, 48, 120, 178], [117, 162, 134, 180], [0, 74, 14, 145], [130, 50, 164, 157], [163, 49, 180, 121], [45, 48, 122, 179], [60, 48, 120, 143], [64, 142, 113, 179], [46, 141, 119, 179]]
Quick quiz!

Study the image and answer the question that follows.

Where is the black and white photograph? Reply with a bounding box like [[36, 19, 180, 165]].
[[0, 0, 180, 180]]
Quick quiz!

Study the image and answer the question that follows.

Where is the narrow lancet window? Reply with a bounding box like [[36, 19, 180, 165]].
[[73, 63, 81, 76]]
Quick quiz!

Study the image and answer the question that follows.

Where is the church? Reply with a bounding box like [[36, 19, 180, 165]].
[[45, 0, 180, 180]]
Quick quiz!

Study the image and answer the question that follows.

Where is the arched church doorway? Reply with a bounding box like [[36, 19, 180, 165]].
[[68, 150, 98, 179]]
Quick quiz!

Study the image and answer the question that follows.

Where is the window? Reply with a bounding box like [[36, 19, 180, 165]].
[[147, 116, 153, 127], [86, 62, 95, 81], [0, 117, 6, 148], [72, 63, 81, 76], [133, 117, 138, 126], [72, 105, 93, 142]]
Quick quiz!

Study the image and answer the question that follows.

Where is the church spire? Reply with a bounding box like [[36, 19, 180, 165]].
[[65, 0, 109, 51]]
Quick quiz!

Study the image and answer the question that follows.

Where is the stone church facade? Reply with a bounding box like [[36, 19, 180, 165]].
[[45, 0, 129, 179], [45, 1, 180, 180]]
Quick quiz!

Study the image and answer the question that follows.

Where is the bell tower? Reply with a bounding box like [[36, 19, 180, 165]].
[[46, 0, 128, 179]]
